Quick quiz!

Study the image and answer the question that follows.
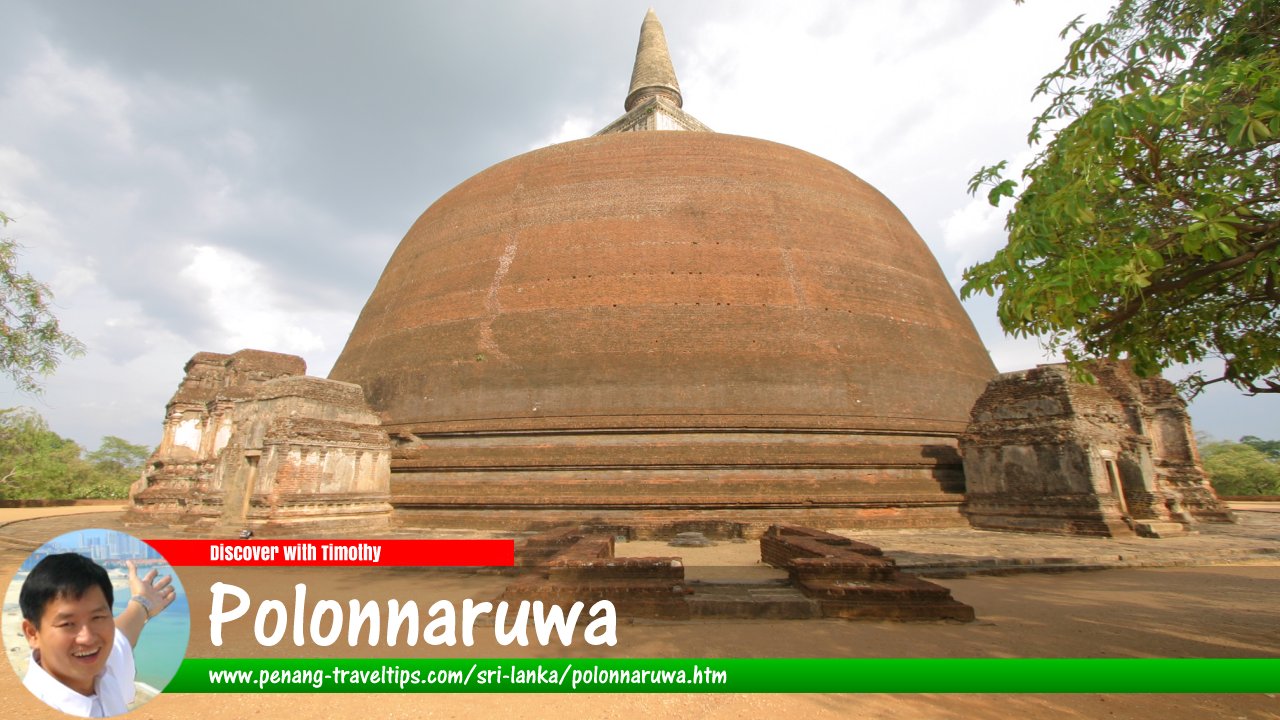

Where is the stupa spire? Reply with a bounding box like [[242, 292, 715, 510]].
[[625, 9, 682, 111], [595, 9, 710, 135]]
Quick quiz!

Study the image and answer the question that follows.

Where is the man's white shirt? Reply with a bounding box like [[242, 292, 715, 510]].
[[23, 627, 136, 718]]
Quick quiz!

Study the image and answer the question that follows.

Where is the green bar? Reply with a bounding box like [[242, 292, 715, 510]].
[[165, 658, 1280, 693]]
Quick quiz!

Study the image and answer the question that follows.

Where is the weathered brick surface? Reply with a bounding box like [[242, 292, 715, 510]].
[[961, 361, 1233, 537], [547, 535, 615, 562], [761, 534, 898, 581], [549, 557, 684, 582], [757, 525, 973, 621], [505, 525, 973, 622], [129, 350, 393, 533], [763, 525, 884, 555], [329, 130, 995, 532], [393, 506, 970, 539], [503, 529, 692, 619], [800, 577, 955, 601]]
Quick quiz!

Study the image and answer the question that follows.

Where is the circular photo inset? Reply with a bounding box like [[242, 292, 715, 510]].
[[4, 529, 189, 717]]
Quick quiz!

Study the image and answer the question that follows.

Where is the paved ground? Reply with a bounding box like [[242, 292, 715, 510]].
[[5, 503, 1277, 576], [0, 503, 129, 524], [840, 503, 1280, 576]]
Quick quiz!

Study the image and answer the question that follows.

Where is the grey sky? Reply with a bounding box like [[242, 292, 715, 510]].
[[0, 1, 1274, 449]]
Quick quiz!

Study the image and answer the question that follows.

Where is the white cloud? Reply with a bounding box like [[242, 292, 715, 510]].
[[12, 40, 135, 153], [985, 336, 1063, 375], [0, 33, 368, 444], [0, 146, 41, 187], [941, 198, 1007, 281], [50, 265, 97, 297], [528, 114, 606, 150], [178, 244, 325, 355]]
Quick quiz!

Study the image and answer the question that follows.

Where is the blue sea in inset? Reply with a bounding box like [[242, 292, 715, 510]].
[[108, 570, 190, 691]]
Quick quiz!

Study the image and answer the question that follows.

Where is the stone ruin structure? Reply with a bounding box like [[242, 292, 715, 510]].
[[129, 12, 1231, 541], [127, 350, 391, 533], [499, 525, 973, 621], [961, 361, 1233, 537]]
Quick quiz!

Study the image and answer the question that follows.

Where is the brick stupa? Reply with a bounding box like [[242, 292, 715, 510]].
[[326, 11, 998, 536]]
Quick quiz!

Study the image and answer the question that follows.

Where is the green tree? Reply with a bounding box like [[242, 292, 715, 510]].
[[1239, 434, 1280, 459], [0, 407, 85, 498], [85, 435, 151, 476], [964, 0, 1280, 395], [0, 408, 148, 499], [1, 211, 85, 392], [1201, 439, 1280, 494]]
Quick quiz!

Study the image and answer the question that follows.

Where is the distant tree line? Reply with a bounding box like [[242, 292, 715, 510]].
[[1202, 435, 1280, 496], [0, 407, 150, 500]]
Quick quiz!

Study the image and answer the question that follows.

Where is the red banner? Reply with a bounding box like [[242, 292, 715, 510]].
[[145, 539, 514, 567]]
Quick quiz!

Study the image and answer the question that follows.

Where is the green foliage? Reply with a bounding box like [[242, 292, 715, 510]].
[[1201, 438, 1280, 494], [85, 435, 151, 475], [964, 0, 1280, 396], [0, 407, 150, 500], [1240, 434, 1280, 459], [0, 211, 85, 393]]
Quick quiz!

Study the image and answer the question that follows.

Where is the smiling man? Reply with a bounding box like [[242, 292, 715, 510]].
[[19, 553, 176, 717]]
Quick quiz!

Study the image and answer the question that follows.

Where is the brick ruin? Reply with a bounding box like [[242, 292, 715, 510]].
[[502, 527, 693, 619], [498, 525, 973, 622], [960, 361, 1233, 538], [128, 352, 1233, 543], [127, 350, 392, 533]]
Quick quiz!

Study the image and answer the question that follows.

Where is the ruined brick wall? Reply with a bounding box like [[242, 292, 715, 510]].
[[1132, 373, 1234, 522], [130, 350, 308, 523], [961, 365, 1136, 536], [503, 529, 691, 619], [960, 362, 1233, 537], [209, 376, 392, 531], [759, 526, 973, 621], [129, 351, 392, 532]]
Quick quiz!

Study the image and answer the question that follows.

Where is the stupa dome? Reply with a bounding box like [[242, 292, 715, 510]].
[[331, 131, 994, 435], [327, 11, 996, 535]]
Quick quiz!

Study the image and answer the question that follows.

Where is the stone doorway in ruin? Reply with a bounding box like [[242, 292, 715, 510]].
[[1100, 451, 1131, 518], [221, 451, 260, 526]]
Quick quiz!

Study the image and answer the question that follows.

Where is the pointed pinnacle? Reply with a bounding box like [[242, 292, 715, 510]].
[[625, 9, 682, 111]]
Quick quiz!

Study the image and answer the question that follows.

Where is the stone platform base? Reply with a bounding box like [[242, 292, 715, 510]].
[[387, 425, 974, 538], [963, 496, 1136, 538], [1132, 521, 1190, 538], [392, 504, 968, 539], [500, 525, 975, 622], [123, 509, 392, 538]]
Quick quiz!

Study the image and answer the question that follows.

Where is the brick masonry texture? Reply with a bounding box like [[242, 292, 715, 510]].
[[960, 361, 1233, 537], [499, 525, 973, 622], [329, 131, 997, 533], [129, 350, 393, 532]]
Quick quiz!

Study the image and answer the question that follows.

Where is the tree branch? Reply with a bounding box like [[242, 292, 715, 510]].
[[1098, 234, 1280, 332]]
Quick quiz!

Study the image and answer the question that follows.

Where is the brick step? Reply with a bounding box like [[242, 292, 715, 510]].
[[1132, 521, 1190, 538], [686, 583, 816, 619], [549, 558, 684, 581], [798, 577, 958, 601]]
